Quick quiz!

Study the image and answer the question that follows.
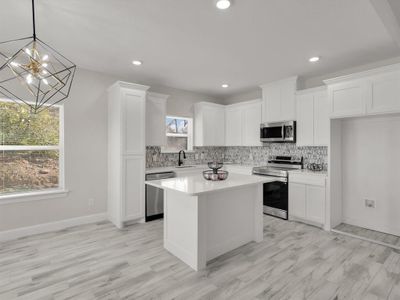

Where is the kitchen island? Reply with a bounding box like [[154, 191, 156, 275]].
[[146, 173, 275, 271]]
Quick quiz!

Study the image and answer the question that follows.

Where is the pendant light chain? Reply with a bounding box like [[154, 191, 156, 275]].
[[32, 0, 36, 40]]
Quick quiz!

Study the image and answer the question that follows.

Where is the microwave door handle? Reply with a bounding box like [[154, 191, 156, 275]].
[[281, 126, 285, 139]]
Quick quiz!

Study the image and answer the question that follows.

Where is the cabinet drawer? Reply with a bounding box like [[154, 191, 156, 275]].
[[289, 173, 326, 186]]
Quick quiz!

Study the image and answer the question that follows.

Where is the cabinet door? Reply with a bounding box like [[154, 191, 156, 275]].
[[123, 91, 146, 155], [329, 81, 366, 118], [281, 80, 297, 121], [203, 106, 225, 146], [296, 93, 314, 146], [146, 98, 167, 146], [242, 102, 262, 146], [313, 91, 330, 146], [225, 107, 243, 146], [263, 85, 281, 123], [124, 156, 145, 221], [367, 72, 400, 115], [305, 185, 326, 225], [289, 182, 306, 219]]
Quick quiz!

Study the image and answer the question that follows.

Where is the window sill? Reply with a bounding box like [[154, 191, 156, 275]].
[[0, 189, 69, 205]]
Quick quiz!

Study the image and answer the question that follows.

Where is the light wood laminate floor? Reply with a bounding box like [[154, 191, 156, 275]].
[[1, 216, 400, 300]]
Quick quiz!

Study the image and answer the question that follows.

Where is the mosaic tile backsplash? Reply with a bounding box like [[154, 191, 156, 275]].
[[146, 146, 225, 168], [146, 145, 328, 170]]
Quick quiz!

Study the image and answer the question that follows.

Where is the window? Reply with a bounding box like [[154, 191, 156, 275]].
[[161, 116, 193, 153], [0, 99, 64, 196]]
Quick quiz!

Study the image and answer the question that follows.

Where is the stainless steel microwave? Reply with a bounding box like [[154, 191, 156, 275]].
[[260, 121, 296, 143]]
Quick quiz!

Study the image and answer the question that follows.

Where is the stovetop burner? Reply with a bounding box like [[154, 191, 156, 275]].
[[252, 156, 303, 178]]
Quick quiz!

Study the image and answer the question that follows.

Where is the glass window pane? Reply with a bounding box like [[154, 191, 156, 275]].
[[163, 137, 188, 153], [0, 101, 59, 146], [0, 150, 59, 195], [166, 117, 178, 134], [177, 119, 188, 134]]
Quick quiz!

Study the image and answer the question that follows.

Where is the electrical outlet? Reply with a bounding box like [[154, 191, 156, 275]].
[[365, 199, 375, 208], [88, 198, 95, 209]]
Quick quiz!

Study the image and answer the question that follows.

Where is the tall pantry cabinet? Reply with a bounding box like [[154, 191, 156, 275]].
[[107, 81, 150, 228]]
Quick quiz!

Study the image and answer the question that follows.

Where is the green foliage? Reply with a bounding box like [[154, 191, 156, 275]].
[[0, 101, 59, 146]]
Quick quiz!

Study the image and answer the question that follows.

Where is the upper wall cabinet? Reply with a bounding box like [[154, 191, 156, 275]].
[[194, 102, 225, 146], [260, 76, 298, 123], [367, 71, 400, 115], [326, 80, 367, 119], [225, 105, 243, 146], [324, 64, 400, 119], [225, 99, 262, 147], [296, 87, 329, 147], [146, 92, 168, 146]]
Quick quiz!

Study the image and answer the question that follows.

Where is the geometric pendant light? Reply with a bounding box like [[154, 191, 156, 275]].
[[0, 0, 76, 113]]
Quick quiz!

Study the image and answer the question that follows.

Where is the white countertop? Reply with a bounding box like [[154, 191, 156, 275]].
[[145, 165, 208, 174], [145, 173, 276, 196], [288, 169, 328, 177]]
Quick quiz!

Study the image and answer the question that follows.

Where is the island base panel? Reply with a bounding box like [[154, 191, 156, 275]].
[[163, 185, 263, 271]]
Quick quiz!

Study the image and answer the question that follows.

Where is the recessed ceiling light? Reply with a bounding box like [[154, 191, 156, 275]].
[[309, 56, 320, 63], [132, 60, 142, 66], [222, 84, 229, 88], [216, 0, 231, 10]]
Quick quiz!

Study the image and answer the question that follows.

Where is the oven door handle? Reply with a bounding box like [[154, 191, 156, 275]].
[[254, 175, 288, 183]]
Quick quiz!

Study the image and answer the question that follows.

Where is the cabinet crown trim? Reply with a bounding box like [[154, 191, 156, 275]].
[[259, 76, 298, 89], [323, 63, 400, 85], [296, 86, 327, 95], [226, 99, 262, 108], [195, 102, 226, 108], [147, 92, 170, 100], [108, 81, 150, 92]]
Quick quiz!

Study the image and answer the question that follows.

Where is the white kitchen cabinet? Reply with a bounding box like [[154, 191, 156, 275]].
[[324, 63, 400, 119], [225, 99, 262, 146], [313, 91, 330, 146], [306, 185, 326, 225], [260, 76, 298, 123], [296, 93, 314, 146], [225, 105, 243, 146], [289, 172, 327, 227], [327, 81, 367, 119], [296, 87, 329, 147], [367, 71, 400, 115], [242, 101, 262, 146], [194, 102, 225, 146], [107, 81, 149, 228], [146, 92, 168, 146], [289, 182, 306, 219]]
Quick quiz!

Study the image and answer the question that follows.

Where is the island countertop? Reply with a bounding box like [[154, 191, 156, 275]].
[[145, 173, 277, 196]]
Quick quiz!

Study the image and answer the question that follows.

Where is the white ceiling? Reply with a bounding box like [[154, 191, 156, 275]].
[[1, 0, 399, 98]]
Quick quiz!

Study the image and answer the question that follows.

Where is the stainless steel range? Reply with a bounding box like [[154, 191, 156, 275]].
[[252, 156, 303, 220]]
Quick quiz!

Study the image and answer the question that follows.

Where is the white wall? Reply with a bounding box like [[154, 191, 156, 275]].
[[0, 69, 223, 233], [149, 85, 222, 118], [341, 114, 400, 236], [0, 69, 115, 231], [222, 89, 262, 105]]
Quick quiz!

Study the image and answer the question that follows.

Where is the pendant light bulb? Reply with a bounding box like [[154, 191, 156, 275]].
[[26, 74, 33, 84]]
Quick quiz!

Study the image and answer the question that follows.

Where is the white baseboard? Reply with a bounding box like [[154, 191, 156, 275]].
[[0, 213, 107, 242], [342, 217, 400, 237]]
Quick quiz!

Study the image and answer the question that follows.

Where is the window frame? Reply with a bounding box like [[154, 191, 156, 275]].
[[161, 115, 194, 153], [0, 98, 66, 202]]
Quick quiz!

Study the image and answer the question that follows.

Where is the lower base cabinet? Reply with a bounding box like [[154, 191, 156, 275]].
[[289, 173, 327, 227]]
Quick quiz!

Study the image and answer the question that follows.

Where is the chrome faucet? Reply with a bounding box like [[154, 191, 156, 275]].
[[178, 150, 186, 166]]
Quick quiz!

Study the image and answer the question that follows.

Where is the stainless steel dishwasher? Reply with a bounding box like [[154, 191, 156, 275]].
[[145, 171, 175, 221]]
